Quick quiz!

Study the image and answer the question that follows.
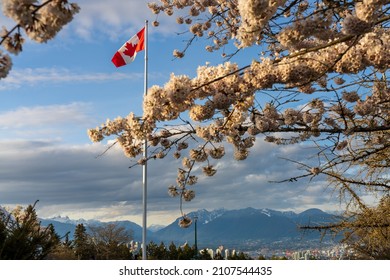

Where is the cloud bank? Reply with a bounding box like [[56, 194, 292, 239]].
[[0, 136, 341, 225]]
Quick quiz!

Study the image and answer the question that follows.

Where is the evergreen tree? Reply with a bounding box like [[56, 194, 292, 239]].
[[177, 243, 196, 260], [145, 241, 159, 260], [157, 242, 169, 260], [46, 232, 77, 260], [146, 241, 169, 260], [168, 242, 179, 260], [73, 223, 94, 260], [0, 202, 60, 259]]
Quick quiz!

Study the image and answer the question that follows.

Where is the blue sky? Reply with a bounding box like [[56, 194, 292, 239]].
[[0, 0, 343, 226]]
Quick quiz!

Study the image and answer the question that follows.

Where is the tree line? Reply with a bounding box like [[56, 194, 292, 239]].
[[1, 202, 389, 259], [0, 202, 253, 260]]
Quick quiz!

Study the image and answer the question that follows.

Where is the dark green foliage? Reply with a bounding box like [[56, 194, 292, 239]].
[[46, 232, 77, 260], [177, 243, 196, 260], [213, 251, 224, 260], [168, 242, 179, 259], [146, 241, 169, 260], [270, 255, 287, 260], [0, 202, 60, 260], [73, 224, 95, 259], [228, 251, 252, 260], [137, 241, 196, 260], [134, 242, 248, 260], [198, 249, 212, 260]]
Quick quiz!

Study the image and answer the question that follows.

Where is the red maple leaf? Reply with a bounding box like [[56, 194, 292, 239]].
[[123, 42, 137, 57]]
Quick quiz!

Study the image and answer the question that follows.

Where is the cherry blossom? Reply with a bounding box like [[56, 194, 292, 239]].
[[85, 0, 390, 224], [1, 0, 79, 79]]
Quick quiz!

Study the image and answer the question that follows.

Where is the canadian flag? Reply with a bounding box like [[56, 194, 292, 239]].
[[111, 27, 145, 67]]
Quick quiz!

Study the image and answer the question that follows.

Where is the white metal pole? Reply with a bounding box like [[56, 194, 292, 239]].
[[142, 20, 148, 261]]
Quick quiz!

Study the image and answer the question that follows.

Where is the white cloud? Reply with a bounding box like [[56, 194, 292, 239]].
[[1, 0, 181, 48], [0, 102, 96, 142], [67, 0, 181, 41], [0, 67, 143, 90], [0, 102, 92, 128]]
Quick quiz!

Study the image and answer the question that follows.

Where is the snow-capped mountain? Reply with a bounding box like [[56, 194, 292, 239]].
[[37, 207, 338, 250], [185, 208, 226, 225], [46, 215, 99, 226], [154, 207, 337, 248], [148, 224, 165, 232]]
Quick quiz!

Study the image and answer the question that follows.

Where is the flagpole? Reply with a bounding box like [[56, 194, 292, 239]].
[[142, 20, 148, 261]]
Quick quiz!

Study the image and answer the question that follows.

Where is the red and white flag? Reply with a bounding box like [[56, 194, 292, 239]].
[[111, 27, 145, 67]]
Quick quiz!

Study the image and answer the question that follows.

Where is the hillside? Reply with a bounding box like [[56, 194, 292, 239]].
[[39, 207, 339, 250]]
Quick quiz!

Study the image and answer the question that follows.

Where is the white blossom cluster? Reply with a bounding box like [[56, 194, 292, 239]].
[[237, 0, 286, 47], [0, 0, 79, 79], [0, 50, 12, 78], [90, 0, 390, 220], [148, 0, 242, 54], [148, 0, 390, 56]]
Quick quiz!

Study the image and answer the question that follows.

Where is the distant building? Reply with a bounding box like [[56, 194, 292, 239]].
[[207, 248, 214, 259], [225, 249, 230, 260]]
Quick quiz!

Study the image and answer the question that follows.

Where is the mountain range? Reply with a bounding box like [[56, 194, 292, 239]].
[[40, 207, 340, 250]]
